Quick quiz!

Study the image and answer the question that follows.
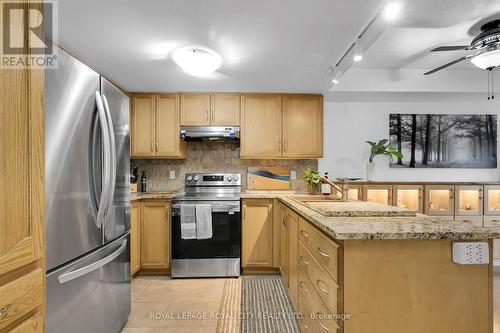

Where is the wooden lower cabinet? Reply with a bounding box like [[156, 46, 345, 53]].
[[242, 199, 274, 267], [140, 201, 171, 271], [286, 208, 299, 309], [130, 202, 141, 275], [8, 312, 44, 333], [279, 203, 289, 284]]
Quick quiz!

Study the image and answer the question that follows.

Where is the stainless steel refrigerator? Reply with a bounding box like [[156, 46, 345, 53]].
[[45, 45, 131, 333]]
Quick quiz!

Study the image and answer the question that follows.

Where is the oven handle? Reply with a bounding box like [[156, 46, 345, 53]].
[[171, 203, 240, 215]]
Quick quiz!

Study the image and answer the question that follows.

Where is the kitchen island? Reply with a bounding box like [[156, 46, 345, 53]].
[[273, 194, 499, 333]]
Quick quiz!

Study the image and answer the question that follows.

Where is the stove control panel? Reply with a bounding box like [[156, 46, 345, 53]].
[[185, 173, 241, 186]]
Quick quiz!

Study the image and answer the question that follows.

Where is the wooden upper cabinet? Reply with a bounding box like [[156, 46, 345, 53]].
[[282, 95, 323, 158], [211, 94, 240, 126], [131, 94, 155, 157], [180, 93, 211, 125], [240, 95, 282, 158], [242, 199, 274, 268], [156, 94, 187, 158]]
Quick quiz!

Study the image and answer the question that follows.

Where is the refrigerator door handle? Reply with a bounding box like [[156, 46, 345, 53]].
[[101, 94, 116, 224], [57, 239, 128, 284], [95, 91, 111, 229]]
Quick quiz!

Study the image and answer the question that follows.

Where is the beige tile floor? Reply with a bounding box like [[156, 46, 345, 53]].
[[123, 276, 228, 333], [124, 272, 500, 333]]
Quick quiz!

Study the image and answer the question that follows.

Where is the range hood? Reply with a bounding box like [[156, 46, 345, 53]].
[[180, 126, 240, 141]]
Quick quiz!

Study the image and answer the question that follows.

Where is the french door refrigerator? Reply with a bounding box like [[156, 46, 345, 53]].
[[45, 45, 131, 333]]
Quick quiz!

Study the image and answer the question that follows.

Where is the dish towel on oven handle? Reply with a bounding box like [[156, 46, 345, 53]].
[[180, 204, 197, 239], [195, 204, 213, 239]]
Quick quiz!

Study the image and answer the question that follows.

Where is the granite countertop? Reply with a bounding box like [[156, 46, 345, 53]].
[[131, 190, 183, 201], [241, 190, 298, 199], [278, 196, 500, 241]]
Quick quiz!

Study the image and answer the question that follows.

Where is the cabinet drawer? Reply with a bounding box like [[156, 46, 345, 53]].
[[299, 218, 340, 283], [454, 216, 483, 226], [484, 216, 500, 227], [299, 242, 339, 316], [298, 293, 319, 333], [8, 312, 43, 333], [0, 269, 43, 331], [298, 265, 340, 332]]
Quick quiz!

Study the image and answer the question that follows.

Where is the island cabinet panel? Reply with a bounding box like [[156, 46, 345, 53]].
[[363, 185, 392, 206], [210, 94, 240, 126], [131, 94, 156, 157], [140, 201, 171, 271], [282, 95, 323, 158], [424, 185, 455, 216], [240, 95, 282, 158], [242, 199, 274, 268], [279, 203, 289, 286], [156, 94, 187, 158], [0, 20, 45, 333], [130, 202, 141, 276], [454, 185, 483, 216], [343, 239, 492, 333], [286, 207, 299, 309], [180, 93, 211, 125], [347, 184, 363, 201], [392, 185, 423, 213]]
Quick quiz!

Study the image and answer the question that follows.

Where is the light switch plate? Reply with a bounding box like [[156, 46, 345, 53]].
[[291, 171, 297, 180], [452, 242, 489, 265], [169, 170, 176, 179]]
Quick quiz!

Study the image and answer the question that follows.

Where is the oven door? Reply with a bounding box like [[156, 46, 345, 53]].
[[171, 200, 241, 259]]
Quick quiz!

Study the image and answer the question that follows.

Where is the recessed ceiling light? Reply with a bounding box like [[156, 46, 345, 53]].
[[171, 46, 222, 77], [383, 2, 402, 21]]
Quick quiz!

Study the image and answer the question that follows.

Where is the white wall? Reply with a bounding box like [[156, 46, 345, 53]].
[[319, 98, 500, 182]]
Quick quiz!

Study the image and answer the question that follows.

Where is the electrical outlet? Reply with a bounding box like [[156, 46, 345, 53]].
[[169, 170, 176, 179], [290, 171, 297, 180], [452, 242, 489, 265]]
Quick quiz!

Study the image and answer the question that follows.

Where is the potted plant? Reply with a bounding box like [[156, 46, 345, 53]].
[[366, 139, 403, 181], [302, 168, 320, 194]]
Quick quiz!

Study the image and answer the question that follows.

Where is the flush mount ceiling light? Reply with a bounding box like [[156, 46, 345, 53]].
[[171, 46, 222, 77], [470, 49, 500, 70], [383, 2, 402, 22]]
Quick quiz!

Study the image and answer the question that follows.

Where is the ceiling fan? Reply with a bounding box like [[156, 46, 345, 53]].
[[424, 19, 500, 75]]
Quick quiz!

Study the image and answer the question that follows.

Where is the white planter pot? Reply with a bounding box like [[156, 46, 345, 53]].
[[366, 162, 375, 181]]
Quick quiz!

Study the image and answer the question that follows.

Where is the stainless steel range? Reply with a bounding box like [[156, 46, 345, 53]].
[[171, 173, 241, 278]]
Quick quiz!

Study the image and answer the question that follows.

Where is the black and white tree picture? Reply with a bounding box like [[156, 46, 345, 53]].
[[389, 114, 497, 168]]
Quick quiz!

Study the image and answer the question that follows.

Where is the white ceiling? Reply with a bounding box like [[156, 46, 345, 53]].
[[57, 0, 500, 94]]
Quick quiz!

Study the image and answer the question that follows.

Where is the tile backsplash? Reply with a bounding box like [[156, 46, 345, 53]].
[[131, 141, 318, 192]]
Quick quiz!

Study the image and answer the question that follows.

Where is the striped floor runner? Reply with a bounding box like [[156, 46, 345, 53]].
[[217, 275, 299, 333]]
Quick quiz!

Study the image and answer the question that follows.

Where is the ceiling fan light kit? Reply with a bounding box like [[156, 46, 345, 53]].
[[470, 48, 500, 70]]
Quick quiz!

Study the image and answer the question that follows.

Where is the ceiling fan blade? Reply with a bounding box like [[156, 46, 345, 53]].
[[430, 46, 469, 52], [423, 57, 468, 75]]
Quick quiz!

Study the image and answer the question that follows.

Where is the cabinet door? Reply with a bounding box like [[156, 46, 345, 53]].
[[393, 185, 423, 212], [363, 185, 393, 205], [130, 202, 140, 275], [156, 94, 186, 158], [282, 95, 323, 158], [242, 199, 274, 267], [484, 185, 500, 215], [425, 185, 455, 216], [287, 208, 299, 309], [180, 93, 211, 126], [455, 185, 483, 216], [131, 94, 155, 157], [0, 52, 43, 276], [210, 94, 240, 126], [279, 204, 289, 286], [240, 95, 282, 158], [140, 201, 170, 270]]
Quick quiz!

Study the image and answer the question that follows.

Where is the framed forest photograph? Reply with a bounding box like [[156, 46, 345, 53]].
[[389, 114, 497, 168]]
